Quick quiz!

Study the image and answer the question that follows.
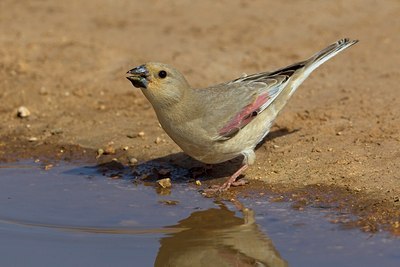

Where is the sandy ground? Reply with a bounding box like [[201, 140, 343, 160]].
[[0, 1, 399, 233]]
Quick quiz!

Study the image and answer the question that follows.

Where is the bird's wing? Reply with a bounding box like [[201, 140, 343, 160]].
[[194, 62, 305, 141]]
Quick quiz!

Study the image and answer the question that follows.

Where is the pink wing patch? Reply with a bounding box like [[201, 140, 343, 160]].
[[218, 94, 270, 138]]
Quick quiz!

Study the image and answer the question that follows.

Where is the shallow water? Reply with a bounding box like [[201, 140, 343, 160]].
[[0, 161, 399, 267]]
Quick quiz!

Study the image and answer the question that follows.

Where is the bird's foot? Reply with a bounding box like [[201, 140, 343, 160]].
[[202, 164, 248, 195], [202, 178, 248, 196]]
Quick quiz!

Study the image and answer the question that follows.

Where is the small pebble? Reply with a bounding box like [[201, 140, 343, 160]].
[[111, 174, 121, 179], [155, 137, 162, 144], [39, 86, 48, 95], [157, 178, 172, 189], [138, 131, 145, 137], [96, 148, 104, 158], [195, 180, 202, 186], [44, 164, 53, 170], [104, 143, 116, 154], [28, 137, 38, 142], [129, 157, 138, 165], [17, 106, 30, 118]]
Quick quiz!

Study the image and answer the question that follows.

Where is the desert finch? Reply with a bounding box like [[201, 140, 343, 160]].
[[127, 38, 358, 192]]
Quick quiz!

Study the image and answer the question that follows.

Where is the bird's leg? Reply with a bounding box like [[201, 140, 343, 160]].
[[205, 164, 248, 193]]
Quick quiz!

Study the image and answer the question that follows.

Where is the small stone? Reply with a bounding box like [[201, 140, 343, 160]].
[[39, 86, 48, 95], [138, 131, 145, 137], [17, 106, 30, 118], [28, 137, 38, 142], [111, 174, 121, 179], [104, 142, 116, 154], [44, 164, 53, 170], [129, 157, 138, 165], [195, 180, 202, 186], [155, 137, 162, 144], [336, 131, 342, 136], [157, 178, 172, 188], [96, 148, 104, 158], [122, 146, 129, 151]]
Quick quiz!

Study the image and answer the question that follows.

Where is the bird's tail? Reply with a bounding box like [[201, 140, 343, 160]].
[[290, 38, 358, 89], [268, 38, 358, 122], [303, 38, 358, 76]]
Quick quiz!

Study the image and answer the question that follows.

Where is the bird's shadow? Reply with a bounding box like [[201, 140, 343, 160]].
[[108, 127, 300, 183]]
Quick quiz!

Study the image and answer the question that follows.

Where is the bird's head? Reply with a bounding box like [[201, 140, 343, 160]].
[[126, 62, 190, 108]]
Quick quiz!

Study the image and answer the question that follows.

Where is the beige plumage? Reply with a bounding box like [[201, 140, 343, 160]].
[[127, 38, 358, 192]]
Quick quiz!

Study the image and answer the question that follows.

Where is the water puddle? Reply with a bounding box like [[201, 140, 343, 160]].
[[0, 161, 399, 266]]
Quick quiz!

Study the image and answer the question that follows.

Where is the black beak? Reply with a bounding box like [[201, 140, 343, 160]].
[[126, 65, 149, 89]]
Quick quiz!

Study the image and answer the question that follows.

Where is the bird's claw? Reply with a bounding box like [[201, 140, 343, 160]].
[[202, 178, 249, 196]]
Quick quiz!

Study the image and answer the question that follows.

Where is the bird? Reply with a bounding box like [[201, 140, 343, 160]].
[[126, 38, 358, 192]]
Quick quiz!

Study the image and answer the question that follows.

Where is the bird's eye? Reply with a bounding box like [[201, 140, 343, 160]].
[[158, 70, 167, 79]]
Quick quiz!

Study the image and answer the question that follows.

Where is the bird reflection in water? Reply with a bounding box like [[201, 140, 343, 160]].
[[154, 202, 288, 267]]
